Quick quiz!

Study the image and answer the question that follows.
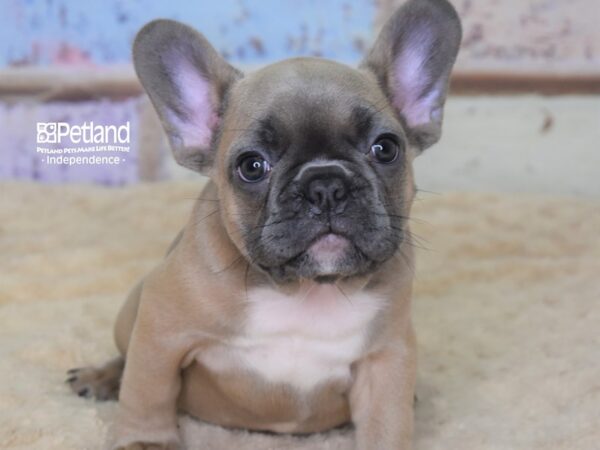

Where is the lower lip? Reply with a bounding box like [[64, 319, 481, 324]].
[[308, 233, 350, 255]]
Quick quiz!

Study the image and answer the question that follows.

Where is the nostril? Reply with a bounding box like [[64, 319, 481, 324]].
[[332, 182, 347, 202], [308, 184, 326, 209], [306, 177, 348, 211], [315, 189, 325, 208]]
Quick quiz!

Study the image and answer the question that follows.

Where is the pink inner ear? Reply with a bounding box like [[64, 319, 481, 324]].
[[391, 37, 441, 128], [168, 58, 219, 148]]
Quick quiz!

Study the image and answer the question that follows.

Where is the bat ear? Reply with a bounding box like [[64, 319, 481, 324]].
[[133, 19, 242, 173], [361, 0, 462, 151]]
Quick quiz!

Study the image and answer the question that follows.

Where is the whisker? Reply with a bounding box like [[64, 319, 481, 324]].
[[173, 197, 220, 202], [299, 281, 319, 304], [244, 261, 251, 304], [395, 248, 415, 278], [371, 212, 424, 225], [188, 208, 220, 228], [404, 229, 430, 245], [334, 282, 353, 306], [214, 254, 245, 274], [415, 188, 441, 196]]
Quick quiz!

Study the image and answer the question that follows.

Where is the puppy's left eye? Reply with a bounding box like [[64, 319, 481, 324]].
[[237, 153, 271, 183], [370, 136, 400, 164]]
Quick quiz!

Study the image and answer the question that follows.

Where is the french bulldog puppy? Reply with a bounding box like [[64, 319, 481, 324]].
[[67, 0, 461, 448]]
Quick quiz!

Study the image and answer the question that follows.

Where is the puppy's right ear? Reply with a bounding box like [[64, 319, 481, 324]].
[[133, 19, 241, 173]]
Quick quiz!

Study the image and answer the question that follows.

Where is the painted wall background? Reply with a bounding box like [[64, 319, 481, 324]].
[[0, 0, 374, 67], [0, 0, 598, 188], [1, 0, 598, 72]]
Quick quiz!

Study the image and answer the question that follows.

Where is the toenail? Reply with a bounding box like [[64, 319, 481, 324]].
[[78, 388, 89, 397]]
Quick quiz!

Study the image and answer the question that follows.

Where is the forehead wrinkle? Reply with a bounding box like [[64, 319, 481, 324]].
[[255, 114, 279, 148], [350, 105, 375, 141], [268, 99, 375, 164], [238, 85, 394, 163]]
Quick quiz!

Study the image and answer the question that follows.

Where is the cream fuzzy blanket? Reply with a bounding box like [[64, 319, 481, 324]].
[[1, 182, 599, 450]]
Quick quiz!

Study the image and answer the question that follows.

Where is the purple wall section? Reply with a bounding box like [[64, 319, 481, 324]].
[[1, 99, 140, 186]]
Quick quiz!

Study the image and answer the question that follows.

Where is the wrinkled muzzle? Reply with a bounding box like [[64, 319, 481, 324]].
[[247, 161, 403, 283]]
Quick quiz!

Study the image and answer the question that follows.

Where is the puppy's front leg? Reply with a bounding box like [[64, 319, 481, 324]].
[[350, 327, 417, 450], [113, 300, 191, 450]]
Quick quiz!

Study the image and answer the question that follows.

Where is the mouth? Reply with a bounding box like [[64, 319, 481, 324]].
[[257, 231, 373, 283], [252, 209, 403, 283], [306, 233, 350, 271]]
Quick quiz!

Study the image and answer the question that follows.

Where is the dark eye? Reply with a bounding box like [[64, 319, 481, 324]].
[[370, 136, 400, 164], [237, 153, 271, 183]]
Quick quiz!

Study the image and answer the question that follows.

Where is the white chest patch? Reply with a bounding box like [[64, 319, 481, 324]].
[[197, 284, 384, 392]]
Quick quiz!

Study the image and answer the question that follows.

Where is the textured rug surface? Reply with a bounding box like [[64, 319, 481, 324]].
[[1, 181, 599, 450]]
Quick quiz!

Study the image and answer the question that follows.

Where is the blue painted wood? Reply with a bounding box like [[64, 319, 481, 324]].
[[0, 0, 376, 67]]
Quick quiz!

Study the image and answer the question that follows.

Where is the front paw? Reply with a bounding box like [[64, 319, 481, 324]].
[[115, 441, 180, 450]]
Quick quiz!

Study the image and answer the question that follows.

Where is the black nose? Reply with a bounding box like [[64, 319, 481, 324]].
[[304, 170, 349, 213]]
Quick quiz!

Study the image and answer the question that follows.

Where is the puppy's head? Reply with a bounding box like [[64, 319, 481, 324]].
[[133, 0, 461, 284]]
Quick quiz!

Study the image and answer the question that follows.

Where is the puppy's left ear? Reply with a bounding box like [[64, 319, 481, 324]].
[[361, 0, 462, 151]]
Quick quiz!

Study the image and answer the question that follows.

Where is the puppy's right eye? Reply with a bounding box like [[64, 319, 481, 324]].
[[237, 153, 271, 183]]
